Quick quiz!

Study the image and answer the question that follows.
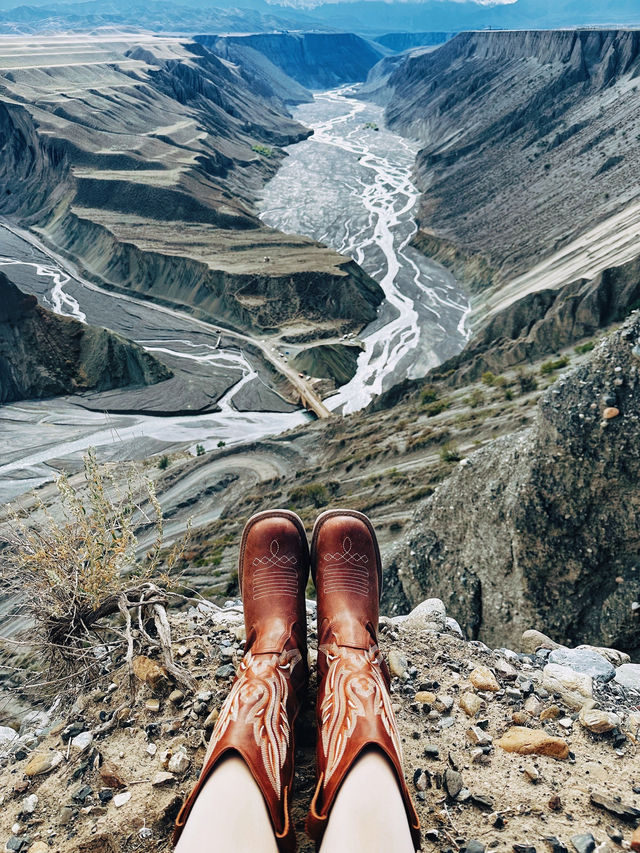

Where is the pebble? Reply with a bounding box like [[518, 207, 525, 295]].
[[466, 726, 492, 746], [21, 795, 37, 815], [145, 699, 160, 713], [132, 655, 167, 690], [215, 664, 235, 679], [558, 717, 573, 730], [204, 709, 219, 730], [24, 751, 63, 777], [571, 834, 596, 853], [460, 692, 485, 717], [495, 659, 518, 680], [169, 690, 185, 706], [505, 687, 523, 701], [578, 707, 621, 733], [524, 764, 539, 783], [548, 648, 615, 682], [513, 845, 536, 853], [414, 691, 436, 705], [466, 841, 485, 853], [388, 650, 408, 679], [70, 731, 93, 751], [540, 704, 561, 721], [28, 844, 48, 853], [435, 695, 454, 713], [521, 630, 561, 654], [444, 768, 463, 799], [512, 711, 530, 725], [524, 696, 544, 717], [495, 727, 569, 759], [403, 599, 447, 632], [542, 664, 594, 710], [470, 665, 500, 692], [113, 791, 131, 808], [603, 407, 620, 419], [168, 751, 190, 775], [545, 836, 569, 853], [0, 727, 18, 749], [147, 743, 157, 756], [99, 789, 113, 803], [576, 645, 630, 666], [99, 764, 127, 789], [590, 792, 640, 821], [423, 744, 439, 758], [413, 769, 428, 791], [6, 837, 26, 852], [614, 664, 640, 691], [152, 772, 175, 787], [631, 827, 640, 852]]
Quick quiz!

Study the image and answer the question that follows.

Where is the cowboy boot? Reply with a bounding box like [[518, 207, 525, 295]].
[[173, 509, 310, 853], [306, 509, 421, 850]]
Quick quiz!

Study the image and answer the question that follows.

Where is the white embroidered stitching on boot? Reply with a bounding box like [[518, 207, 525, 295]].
[[322, 536, 369, 596], [252, 539, 298, 600]]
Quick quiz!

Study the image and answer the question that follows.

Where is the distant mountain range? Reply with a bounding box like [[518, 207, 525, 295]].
[[1, 0, 639, 36]]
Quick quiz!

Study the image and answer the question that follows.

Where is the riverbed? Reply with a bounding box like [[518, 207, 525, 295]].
[[259, 87, 470, 413], [0, 87, 469, 502]]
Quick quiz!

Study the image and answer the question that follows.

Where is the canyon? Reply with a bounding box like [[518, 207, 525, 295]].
[[1, 28, 639, 660]]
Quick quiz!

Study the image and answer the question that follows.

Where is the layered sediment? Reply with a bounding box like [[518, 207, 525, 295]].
[[382, 30, 640, 301], [0, 273, 171, 404], [0, 34, 383, 341]]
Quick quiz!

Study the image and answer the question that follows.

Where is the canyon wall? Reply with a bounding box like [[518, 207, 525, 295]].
[[383, 30, 640, 295], [0, 273, 171, 404]]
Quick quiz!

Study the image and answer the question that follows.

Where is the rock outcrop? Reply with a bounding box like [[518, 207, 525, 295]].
[[0, 273, 171, 405], [383, 30, 640, 293], [0, 597, 637, 852], [209, 32, 386, 89], [388, 313, 640, 655], [430, 255, 640, 387]]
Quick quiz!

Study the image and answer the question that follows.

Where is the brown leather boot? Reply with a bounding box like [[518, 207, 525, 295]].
[[306, 509, 421, 850], [173, 509, 309, 853]]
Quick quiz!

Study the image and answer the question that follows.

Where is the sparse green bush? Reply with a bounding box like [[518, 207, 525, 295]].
[[421, 385, 439, 404], [465, 389, 485, 409], [574, 341, 595, 355], [196, 444, 205, 456], [517, 370, 538, 393], [424, 399, 451, 417], [504, 388, 514, 401], [481, 371, 497, 386], [540, 355, 570, 375], [290, 482, 329, 508], [158, 455, 170, 470], [217, 440, 226, 448], [252, 144, 273, 157], [440, 443, 461, 463]]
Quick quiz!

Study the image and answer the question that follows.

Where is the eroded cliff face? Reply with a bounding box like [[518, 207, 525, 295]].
[[0, 35, 383, 337], [210, 32, 386, 89], [388, 313, 640, 655], [0, 274, 171, 404], [384, 30, 640, 293]]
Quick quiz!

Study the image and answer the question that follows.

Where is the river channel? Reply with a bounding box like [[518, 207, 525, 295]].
[[0, 87, 469, 502]]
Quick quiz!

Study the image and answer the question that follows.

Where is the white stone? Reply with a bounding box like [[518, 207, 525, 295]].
[[403, 599, 447, 632], [542, 663, 594, 710], [445, 617, 464, 638], [614, 664, 640, 691], [168, 751, 190, 775], [576, 645, 630, 667], [113, 791, 131, 808], [22, 794, 38, 814], [578, 707, 621, 733], [71, 731, 93, 751], [0, 727, 18, 749]]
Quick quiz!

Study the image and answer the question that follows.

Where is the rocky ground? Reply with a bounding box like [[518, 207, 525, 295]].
[[0, 598, 638, 853]]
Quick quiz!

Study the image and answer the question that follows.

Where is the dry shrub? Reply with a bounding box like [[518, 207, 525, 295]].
[[1, 449, 193, 701]]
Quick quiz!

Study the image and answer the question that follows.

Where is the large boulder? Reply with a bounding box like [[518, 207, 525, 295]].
[[387, 313, 640, 654]]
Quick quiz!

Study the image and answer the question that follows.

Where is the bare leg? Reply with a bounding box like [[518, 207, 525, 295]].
[[175, 754, 279, 853], [320, 750, 415, 853]]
